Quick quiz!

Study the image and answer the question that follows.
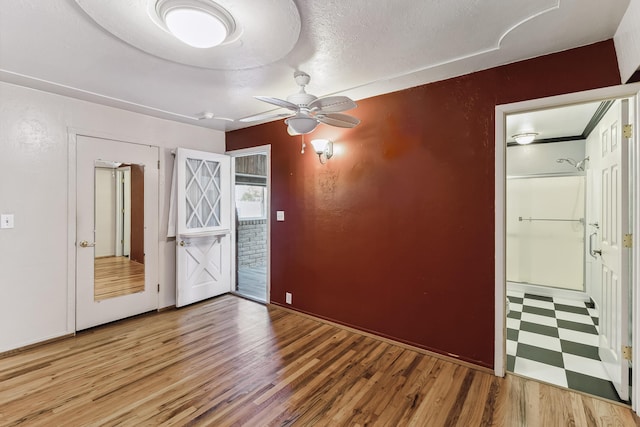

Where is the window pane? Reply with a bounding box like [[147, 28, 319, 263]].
[[185, 158, 222, 229], [235, 184, 266, 219]]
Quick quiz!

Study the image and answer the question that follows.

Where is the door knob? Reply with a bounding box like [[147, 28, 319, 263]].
[[79, 240, 96, 247]]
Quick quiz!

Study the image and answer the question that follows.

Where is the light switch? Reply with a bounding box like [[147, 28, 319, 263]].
[[1, 214, 14, 229], [276, 211, 285, 221]]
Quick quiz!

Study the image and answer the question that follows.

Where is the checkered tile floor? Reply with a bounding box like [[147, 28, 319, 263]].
[[506, 290, 626, 403]]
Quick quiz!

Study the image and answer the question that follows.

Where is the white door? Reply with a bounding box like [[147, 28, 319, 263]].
[[597, 99, 631, 401], [175, 148, 231, 307], [76, 136, 159, 330]]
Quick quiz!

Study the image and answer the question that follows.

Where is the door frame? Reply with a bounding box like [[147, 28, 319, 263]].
[[226, 145, 272, 304], [494, 83, 640, 410], [67, 129, 160, 332]]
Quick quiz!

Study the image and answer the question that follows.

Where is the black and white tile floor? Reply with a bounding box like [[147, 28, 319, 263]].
[[506, 290, 626, 403]]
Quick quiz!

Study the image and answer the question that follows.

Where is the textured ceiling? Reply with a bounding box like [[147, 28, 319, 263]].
[[0, 0, 631, 133]]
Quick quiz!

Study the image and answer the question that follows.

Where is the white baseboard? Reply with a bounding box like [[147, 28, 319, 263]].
[[507, 282, 590, 303]]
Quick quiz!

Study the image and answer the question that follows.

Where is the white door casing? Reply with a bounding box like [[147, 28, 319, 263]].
[[175, 148, 232, 307], [76, 136, 159, 330], [598, 99, 631, 401], [495, 84, 640, 412]]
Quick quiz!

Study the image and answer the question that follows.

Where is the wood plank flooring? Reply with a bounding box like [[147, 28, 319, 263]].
[[0, 295, 638, 426], [94, 256, 145, 301]]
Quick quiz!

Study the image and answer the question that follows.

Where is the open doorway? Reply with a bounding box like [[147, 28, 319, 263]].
[[505, 99, 631, 403], [495, 85, 640, 408], [229, 147, 270, 303]]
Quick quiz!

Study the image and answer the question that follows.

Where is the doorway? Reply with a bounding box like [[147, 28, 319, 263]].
[[229, 146, 270, 303], [75, 135, 159, 330], [495, 84, 640, 410], [505, 100, 629, 402]]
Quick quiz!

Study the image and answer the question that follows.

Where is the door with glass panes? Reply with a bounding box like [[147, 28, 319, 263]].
[[175, 148, 231, 307]]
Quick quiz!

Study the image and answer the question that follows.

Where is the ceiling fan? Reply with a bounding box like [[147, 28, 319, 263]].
[[240, 71, 360, 135]]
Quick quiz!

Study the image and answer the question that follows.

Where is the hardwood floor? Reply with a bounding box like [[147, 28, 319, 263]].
[[0, 295, 638, 426], [94, 256, 145, 300]]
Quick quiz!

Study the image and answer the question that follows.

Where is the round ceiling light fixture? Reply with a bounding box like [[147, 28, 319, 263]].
[[155, 0, 236, 48], [512, 132, 538, 145]]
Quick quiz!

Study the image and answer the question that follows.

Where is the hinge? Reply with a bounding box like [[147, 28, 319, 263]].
[[157, 284, 160, 293], [623, 233, 633, 248], [157, 160, 160, 169], [623, 124, 633, 139], [623, 345, 632, 361]]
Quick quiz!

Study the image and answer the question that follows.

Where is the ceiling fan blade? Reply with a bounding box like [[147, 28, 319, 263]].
[[254, 96, 300, 111], [317, 113, 361, 128], [239, 112, 293, 123], [308, 96, 357, 113], [195, 112, 234, 121]]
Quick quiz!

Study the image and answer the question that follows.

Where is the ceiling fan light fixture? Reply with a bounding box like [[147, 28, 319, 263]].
[[285, 115, 318, 135], [512, 132, 538, 145], [156, 0, 236, 48]]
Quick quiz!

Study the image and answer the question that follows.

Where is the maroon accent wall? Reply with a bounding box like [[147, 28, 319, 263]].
[[226, 40, 621, 368], [130, 164, 144, 265]]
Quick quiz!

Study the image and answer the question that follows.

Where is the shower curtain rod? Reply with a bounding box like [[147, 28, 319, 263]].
[[518, 216, 584, 223]]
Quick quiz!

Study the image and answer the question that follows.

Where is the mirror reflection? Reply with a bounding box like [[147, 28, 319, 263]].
[[94, 160, 145, 301]]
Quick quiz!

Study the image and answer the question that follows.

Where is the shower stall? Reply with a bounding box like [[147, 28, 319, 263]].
[[506, 141, 590, 296], [506, 173, 586, 292]]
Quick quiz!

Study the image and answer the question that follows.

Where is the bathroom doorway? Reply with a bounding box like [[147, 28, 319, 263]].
[[229, 146, 270, 303], [498, 90, 638, 404]]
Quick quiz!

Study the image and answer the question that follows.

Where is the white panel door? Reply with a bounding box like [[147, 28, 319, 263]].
[[76, 136, 159, 330], [176, 148, 231, 307], [597, 99, 630, 401]]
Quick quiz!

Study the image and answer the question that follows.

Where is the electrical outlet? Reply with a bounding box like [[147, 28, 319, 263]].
[[285, 292, 292, 304]]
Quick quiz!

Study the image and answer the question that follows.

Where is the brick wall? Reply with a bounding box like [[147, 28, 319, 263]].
[[237, 219, 267, 267]]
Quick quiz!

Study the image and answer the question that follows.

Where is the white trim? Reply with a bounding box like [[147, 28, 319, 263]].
[[226, 145, 272, 304], [495, 106, 506, 377], [632, 92, 640, 413], [506, 282, 590, 302], [66, 131, 77, 335], [495, 83, 640, 411]]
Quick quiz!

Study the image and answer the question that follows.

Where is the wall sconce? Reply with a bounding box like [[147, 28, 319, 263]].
[[310, 139, 333, 164]]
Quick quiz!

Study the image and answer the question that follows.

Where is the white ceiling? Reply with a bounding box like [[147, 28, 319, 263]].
[[0, 0, 630, 133], [506, 101, 602, 143]]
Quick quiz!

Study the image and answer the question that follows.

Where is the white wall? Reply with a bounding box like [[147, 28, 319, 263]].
[[95, 168, 117, 258], [614, 0, 640, 83], [507, 139, 586, 176], [0, 81, 225, 353]]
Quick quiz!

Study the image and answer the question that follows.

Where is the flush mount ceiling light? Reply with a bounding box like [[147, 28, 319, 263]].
[[512, 132, 538, 145], [156, 0, 236, 48], [74, 0, 300, 69]]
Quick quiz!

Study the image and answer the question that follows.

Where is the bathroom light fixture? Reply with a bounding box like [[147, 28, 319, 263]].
[[310, 139, 333, 164], [512, 132, 538, 145], [156, 0, 236, 48]]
